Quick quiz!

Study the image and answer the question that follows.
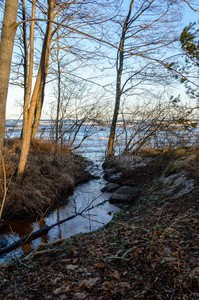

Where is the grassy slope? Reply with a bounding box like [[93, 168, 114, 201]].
[[0, 139, 91, 220]]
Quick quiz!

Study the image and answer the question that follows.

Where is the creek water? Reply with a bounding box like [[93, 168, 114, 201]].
[[0, 121, 121, 264], [0, 167, 120, 264], [1, 118, 199, 263]]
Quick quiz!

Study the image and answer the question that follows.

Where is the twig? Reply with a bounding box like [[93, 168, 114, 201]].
[[105, 248, 133, 261], [80, 213, 106, 226], [170, 289, 175, 300], [177, 252, 182, 293], [105, 242, 150, 260], [0, 198, 110, 257], [33, 248, 63, 258], [47, 238, 65, 246]]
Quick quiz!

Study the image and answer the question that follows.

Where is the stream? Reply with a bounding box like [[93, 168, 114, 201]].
[[0, 123, 120, 264], [2, 118, 198, 263]]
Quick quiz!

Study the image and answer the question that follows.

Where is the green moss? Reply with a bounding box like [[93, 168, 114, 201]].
[[170, 166, 177, 174], [156, 225, 164, 231]]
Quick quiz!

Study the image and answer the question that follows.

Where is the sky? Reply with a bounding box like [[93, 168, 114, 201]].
[[5, 1, 199, 119]]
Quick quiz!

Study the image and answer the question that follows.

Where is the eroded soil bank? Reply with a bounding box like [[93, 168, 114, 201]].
[[0, 139, 92, 221], [0, 147, 199, 299]]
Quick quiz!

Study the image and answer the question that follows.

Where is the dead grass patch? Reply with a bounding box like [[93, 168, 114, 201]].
[[0, 138, 90, 221]]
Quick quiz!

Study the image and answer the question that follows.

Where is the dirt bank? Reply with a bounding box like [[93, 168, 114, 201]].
[[0, 139, 92, 221]]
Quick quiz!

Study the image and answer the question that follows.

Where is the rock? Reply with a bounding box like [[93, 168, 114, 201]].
[[113, 155, 155, 171], [104, 172, 122, 184], [101, 183, 120, 193], [110, 186, 139, 204], [83, 158, 94, 166], [103, 169, 116, 180], [0, 239, 8, 249], [159, 172, 194, 199]]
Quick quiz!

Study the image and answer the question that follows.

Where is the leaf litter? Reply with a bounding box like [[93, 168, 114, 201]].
[[0, 150, 199, 299]]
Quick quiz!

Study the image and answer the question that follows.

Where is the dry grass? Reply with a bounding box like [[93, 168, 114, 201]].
[[0, 138, 90, 221]]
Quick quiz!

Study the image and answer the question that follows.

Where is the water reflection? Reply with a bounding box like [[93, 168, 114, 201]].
[[0, 165, 120, 263], [39, 219, 49, 244], [0, 132, 120, 263]]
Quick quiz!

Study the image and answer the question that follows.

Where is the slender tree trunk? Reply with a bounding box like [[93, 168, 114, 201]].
[[31, 86, 43, 140], [22, 0, 35, 139], [18, 0, 55, 176], [55, 60, 61, 146], [55, 24, 61, 149], [107, 0, 134, 157], [20, 0, 33, 139], [31, 0, 55, 140], [22, 0, 29, 109], [0, 0, 18, 150]]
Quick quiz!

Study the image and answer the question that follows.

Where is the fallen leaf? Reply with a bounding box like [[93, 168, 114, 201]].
[[189, 267, 199, 278], [52, 288, 62, 296], [95, 263, 104, 269], [101, 281, 114, 291], [111, 270, 120, 280], [82, 277, 99, 288], [72, 257, 78, 264], [66, 264, 78, 270], [73, 292, 87, 299], [61, 259, 71, 263]]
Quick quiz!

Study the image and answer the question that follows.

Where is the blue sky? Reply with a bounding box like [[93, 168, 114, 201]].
[[5, 1, 199, 119]]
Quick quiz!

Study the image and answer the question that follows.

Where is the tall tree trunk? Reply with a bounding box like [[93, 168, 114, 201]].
[[22, 0, 35, 140], [55, 60, 61, 146], [107, 0, 134, 157], [18, 0, 55, 176], [55, 23, 61, 149], [20, 0, 32, 139], [0, 0, 18, 150], [31, 0, 55, 140], [31, 84, 43, 140], [22, 0, 29, 108]]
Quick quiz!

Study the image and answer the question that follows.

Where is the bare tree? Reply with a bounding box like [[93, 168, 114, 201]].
[[49, 79, 106, 150], [106, 0, 187, 157]]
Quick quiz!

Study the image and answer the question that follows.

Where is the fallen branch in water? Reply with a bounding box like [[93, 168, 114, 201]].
[[0, 197, 110, 257]]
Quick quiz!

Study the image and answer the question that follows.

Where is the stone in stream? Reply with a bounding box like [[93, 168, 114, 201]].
[[0, 238, 8, 248], [109, 186, 139, 204], [104, 172, 123, 184], [101, 183, 120, 193]]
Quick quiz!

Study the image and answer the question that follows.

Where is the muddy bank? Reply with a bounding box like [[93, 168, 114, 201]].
[[0, 139, 93, 221]]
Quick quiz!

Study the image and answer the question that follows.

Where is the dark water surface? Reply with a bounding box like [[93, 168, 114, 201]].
[[0, 170, 119, 263]]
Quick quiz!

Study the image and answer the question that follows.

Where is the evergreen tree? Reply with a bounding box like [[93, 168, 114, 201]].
[[180, 22, 199, 100]]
